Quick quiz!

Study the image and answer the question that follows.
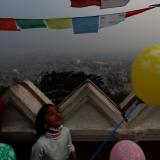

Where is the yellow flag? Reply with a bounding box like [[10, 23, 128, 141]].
[[44, 18, 72, 29]]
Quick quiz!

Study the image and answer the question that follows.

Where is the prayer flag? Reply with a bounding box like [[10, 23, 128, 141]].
[[16, 19, 46, 29], [71, 0, 129, 8], [125, 7, 154, 18], [150, 3, 160, 8], [72, 16, 99, 34], [100, 13, 125, 28], [71, 0, 100, 8], [101, 0, 130, 9], [44, 18, 72, 29], [0, 18, 20, 31], [99, 7, 154, 30]]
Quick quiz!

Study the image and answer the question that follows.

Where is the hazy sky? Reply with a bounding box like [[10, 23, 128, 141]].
[[0, 0, 160, 58]]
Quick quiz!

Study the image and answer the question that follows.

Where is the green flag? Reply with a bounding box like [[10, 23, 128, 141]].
[[150, 3, 160, 7], [16, 19, 46, 29]]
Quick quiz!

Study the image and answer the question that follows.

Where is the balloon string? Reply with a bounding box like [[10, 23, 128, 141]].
[[90, 104, 138, 160]]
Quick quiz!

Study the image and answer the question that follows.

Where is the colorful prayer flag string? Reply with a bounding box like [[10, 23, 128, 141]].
[[0, 5, 157, 33]]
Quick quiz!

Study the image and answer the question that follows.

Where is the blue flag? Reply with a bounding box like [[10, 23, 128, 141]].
[[72, 16, 99, 34]]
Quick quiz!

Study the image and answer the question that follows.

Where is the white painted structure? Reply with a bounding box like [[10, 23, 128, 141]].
[[119, 92, 160, 141], [1, 79, 160, 142], [59, 80, 123, 141], [0, 80, 53, 141]]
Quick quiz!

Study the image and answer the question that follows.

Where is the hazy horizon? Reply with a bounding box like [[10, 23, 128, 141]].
[[0, 49, 136, 64]]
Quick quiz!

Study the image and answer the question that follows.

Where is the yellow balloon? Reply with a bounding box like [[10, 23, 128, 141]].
[[131, 44, 160, 106]]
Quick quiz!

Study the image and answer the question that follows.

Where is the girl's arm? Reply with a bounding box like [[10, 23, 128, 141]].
[[68, 131, 77, 160], [30, 142, 44, 160]]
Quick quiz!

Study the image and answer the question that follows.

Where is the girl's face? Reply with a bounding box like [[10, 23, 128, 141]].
[[45, 105, 62, 128]]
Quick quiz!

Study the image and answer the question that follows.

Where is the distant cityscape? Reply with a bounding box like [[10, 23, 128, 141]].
[[0, 53, 134, 95]]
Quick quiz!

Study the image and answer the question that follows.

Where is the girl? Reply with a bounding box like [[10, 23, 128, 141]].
[[30, 104, 76, 160]]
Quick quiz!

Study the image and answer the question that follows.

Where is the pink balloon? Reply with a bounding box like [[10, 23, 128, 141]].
[[110, 140, 146, 160]]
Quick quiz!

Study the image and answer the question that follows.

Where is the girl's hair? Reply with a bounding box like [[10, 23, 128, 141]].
[[35, 103, 54, 138]]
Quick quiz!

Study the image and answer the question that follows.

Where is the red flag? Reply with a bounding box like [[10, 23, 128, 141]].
[[0, 97, 6, 122], [0, 18, 20, 31], [125, 7, 154, 18], [71, 0, 101, 8]]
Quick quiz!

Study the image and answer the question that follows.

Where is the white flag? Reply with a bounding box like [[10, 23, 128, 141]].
[[101, 0, 129, 9], [99, 13, 125, 28]]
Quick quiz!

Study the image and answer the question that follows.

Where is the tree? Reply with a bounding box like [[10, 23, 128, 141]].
[[39, 71, 109, 104], [0, 86, 8, 96], [111, 90, 129, 104], [39, 70, 129, 105]]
